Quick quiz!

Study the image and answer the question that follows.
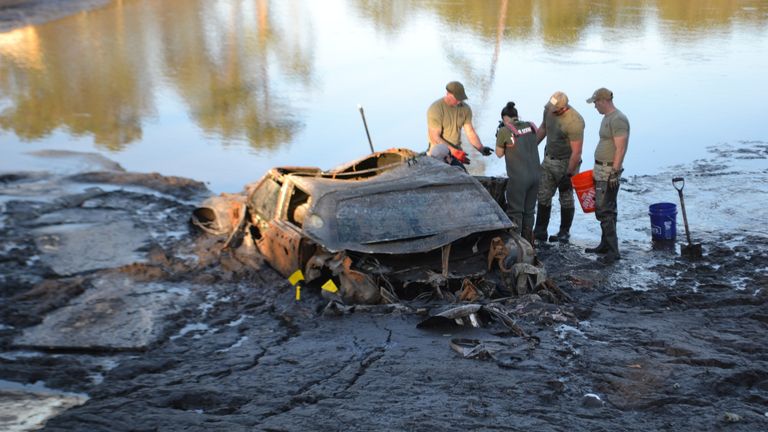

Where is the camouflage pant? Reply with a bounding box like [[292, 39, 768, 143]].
[[537, 156, 577, 209], [593, 164, 618, 222]]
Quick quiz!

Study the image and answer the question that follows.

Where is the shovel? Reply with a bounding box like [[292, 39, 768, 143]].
[[672, 177, 702, 259]]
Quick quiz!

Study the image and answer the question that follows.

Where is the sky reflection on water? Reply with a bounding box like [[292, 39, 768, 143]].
[[1, 0, 766, 193]]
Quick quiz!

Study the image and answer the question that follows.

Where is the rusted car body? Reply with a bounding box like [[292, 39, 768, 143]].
[[215, 148, 543, 304]]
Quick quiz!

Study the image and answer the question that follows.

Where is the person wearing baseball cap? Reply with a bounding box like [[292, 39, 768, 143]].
[[532, 90, 585, 244], [584, 87, 630, 264], [427, 81, 493, 164]]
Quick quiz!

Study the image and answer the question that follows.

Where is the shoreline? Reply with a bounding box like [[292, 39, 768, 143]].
[[0, 0, 111, 33], [1, 146, 766, 430]]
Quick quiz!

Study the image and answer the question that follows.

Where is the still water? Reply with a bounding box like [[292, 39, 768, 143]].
[[1, 0, 767, 194]]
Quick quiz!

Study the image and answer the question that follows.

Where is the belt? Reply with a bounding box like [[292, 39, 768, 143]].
[[546, 154, 569, 160], [595, 160, 613, 167]]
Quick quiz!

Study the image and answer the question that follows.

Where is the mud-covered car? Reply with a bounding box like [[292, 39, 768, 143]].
[[193, 148, 548, 304]]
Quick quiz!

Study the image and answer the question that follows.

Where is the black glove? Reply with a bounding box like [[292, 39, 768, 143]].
[[480, 146, 493, 156], [607, 168, 623, 190]]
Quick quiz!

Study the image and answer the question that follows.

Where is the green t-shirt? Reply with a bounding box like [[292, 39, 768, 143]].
[[594, 109, 630, 161], [542, 106, 584, 159], [427, 98, 473, 148], [495, 126, 513, 149]]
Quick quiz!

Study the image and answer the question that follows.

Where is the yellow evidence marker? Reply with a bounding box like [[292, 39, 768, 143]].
[[289, 270, 304, 301], [322, 279, 338, 293]]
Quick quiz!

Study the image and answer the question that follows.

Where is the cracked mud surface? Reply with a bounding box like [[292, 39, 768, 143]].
[[1, 144, 767, 431]]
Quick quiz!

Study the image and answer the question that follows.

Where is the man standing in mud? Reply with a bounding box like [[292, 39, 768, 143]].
[[585, 88, 629, 264], [533, 91, 585, 243], [427, 81, 493, 164]]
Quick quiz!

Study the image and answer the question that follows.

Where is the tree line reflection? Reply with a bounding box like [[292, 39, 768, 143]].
[[0, 0, 765, 149]]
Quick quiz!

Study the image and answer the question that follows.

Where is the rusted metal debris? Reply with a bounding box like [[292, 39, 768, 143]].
[[192, 148, 558, 305]]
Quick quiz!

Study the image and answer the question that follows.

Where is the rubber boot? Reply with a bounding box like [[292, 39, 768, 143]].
[[585, 238, 609, 254], [533, 204, 551, 242], [585, 229, 608, 254], [549, 207, 574, 243], [598, 219, 620, 264]]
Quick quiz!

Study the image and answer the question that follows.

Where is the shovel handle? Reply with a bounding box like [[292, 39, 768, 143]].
[[672, 177, 694, 245], [672, 177, 684, 191]]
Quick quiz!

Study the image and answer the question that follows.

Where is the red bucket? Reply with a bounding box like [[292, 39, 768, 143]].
[[571, 170, 596, 213]]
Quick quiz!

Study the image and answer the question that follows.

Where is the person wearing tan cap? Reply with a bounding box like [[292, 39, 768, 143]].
[[584, 87, 630, 264], [427, 81, 493, 164], [532, 91, 585, 244]]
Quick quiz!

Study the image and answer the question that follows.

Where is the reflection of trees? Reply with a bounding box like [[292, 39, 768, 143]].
[[352, 0, 766, 106], [657, 0, 768, 33], [351, 0, 410, 35], [1, 0, 765, 151], [354, 0, 767, 44], [0, 3, 151, 150], [156, 0, 313, 150], [0, 0, 315, 151]]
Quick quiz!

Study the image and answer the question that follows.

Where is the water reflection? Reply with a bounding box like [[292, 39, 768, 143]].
[[158, 0, 311, 149], [0, 27, 43, 70], [0, 0, 313, 150], [356, 0, 767, 44], [1, 1, 154, 149], [0, 0, 766, 176]]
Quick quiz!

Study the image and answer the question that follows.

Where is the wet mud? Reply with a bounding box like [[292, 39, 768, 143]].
[[1, 144, 767, 431]]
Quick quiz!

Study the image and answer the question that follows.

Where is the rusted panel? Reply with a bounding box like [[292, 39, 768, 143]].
[[256, 220, 303, 277], [232, 149, 543, 304], [191, 193, 247, 237], [338, 256, 380, 304]]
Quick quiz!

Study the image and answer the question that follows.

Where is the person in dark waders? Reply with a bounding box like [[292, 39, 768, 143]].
[[585, 87, 629, 264], [533, 91, 585, 243], [494, 102, 540, 242]]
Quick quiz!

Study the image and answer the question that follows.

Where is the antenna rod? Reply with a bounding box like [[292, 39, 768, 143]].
[[358, 104, 375, 153]]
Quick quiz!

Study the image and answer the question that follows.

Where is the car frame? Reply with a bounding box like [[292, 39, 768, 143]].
[[196, 148, 546, 304]]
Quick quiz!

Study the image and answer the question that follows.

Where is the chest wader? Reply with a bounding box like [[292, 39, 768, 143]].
[[500, 121, 539, 243]]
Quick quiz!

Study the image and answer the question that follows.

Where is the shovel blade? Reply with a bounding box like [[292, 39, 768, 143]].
[[681, 243, 703, 259]]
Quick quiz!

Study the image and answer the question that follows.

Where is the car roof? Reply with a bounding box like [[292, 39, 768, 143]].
[[282, 149, 513, 254]]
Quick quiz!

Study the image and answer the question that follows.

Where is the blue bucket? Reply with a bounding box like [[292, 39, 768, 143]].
[[649, 202, 677, 241]]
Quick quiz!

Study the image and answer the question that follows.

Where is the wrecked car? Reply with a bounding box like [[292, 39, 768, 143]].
[[192, 148, 550, 304]]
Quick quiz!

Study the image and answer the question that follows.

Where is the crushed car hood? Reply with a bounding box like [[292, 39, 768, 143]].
[[293, 156, 514, 254]]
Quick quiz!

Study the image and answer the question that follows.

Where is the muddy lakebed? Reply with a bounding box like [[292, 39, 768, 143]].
[[0, 144, 766, 431]]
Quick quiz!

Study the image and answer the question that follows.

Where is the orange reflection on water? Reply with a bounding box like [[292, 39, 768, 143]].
[[0, 26, 44, 70]]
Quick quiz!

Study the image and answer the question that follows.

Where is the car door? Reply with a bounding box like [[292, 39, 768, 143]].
[[252, 178, 314, 277]]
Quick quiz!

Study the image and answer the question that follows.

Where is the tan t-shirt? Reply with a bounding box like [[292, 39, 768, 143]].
[[594, 109, 630, 162], [542, 106, 585, 159], [427, 98, 473, 148]]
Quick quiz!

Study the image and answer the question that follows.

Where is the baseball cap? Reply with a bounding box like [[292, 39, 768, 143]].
[[545, 91, 568, 112], [586, 87, 613, 103], [446, 81, 468, 101], [428, 143, 451, 161]]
